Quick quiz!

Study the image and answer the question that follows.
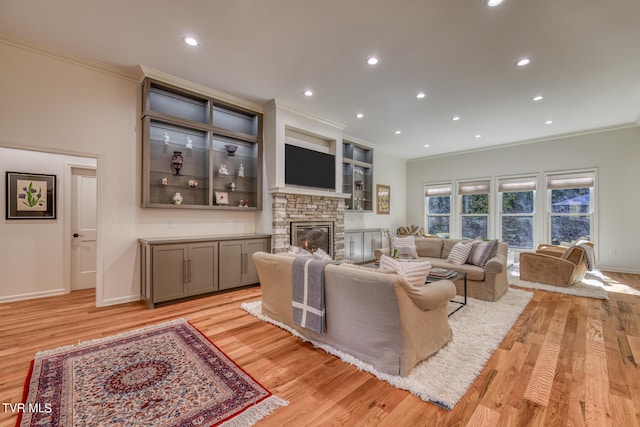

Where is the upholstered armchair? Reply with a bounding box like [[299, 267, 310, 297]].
[[519, 242, 594, 287]]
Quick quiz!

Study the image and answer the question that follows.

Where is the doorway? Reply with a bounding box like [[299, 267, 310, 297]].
[[70, 166, 97, 291]]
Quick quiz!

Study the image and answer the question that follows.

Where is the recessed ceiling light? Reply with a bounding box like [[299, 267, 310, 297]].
[[394, 130, 402, 135], [303, 90, 313, 97], [366, 57, 379, 66], [183, 37, 199, 47], [486, 0, 504, 7], [452, 116, 461, 121], [475, 134, 482, 138], [533, 95, 544, 101], [355, 113, 364, 119], [545, 120, 553, 125], [516, 58, 531, 67], [415, 92, 426, 99], [424, 144, 430, 148]]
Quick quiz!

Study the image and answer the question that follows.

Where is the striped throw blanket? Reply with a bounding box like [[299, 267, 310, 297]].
[[291, 257, 334, 334]]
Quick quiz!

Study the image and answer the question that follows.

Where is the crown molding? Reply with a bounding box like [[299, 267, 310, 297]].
[[0, 32, 139, 82], [139, 66, 264, 114], [264, 99, 345, 131], [408, 121, 640, 163]]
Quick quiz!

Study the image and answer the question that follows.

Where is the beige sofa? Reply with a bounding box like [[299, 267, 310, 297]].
[[375, 238, 509, 302], [252, 252, 456, 377]]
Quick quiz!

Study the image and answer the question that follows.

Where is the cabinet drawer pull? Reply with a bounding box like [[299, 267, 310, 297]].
[[189, 259, 193, 283], [183, 259, 188, 283]]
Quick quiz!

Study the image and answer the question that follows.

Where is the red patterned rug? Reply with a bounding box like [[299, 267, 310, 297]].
[[18, 318, 287, 426]]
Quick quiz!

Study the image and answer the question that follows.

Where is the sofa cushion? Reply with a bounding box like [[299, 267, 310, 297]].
[[428, 258, 486, 281], [392, 236, 419, 259], [447, 242, 473, 265], [468, 239, 498, 267], [380, 255, 431, 286], [415, 238, 444, 258]]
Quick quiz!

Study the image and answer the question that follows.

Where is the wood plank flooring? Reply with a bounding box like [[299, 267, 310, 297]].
[[1, 271, 639, 426]]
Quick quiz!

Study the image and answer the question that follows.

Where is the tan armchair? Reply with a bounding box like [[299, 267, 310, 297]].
[[519, 242, 594, 287]]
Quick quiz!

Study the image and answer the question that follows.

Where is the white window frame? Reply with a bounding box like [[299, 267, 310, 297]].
[[424, 182, 452, 238], [497, 175, 537, 250], [545, 169, 597, 246], [458, 179, 491, 240]]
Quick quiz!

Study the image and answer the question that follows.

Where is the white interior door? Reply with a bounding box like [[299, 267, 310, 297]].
[[71, 167, 97, 290]]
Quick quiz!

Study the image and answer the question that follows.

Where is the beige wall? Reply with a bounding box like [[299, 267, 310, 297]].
[[406, 126, 640, 272], [0, 40, 406, 305]]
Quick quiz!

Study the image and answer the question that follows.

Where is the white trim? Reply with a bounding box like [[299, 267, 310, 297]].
[[270, 186, 351, 198], [0, 32, 138, 82], [101, 294, 141, 307], [0, 289, 66, 303]]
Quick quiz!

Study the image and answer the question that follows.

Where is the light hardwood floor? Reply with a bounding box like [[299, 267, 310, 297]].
[[1, 272, 639, 426]]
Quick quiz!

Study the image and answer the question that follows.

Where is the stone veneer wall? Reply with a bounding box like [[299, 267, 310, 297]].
[[272, 192, 345, 260]]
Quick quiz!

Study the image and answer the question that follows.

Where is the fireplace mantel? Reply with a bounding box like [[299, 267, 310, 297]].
[[269, 186, 352, 199]]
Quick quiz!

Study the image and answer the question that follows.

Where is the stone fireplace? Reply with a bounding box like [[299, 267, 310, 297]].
[[271, 192, 346, 259]]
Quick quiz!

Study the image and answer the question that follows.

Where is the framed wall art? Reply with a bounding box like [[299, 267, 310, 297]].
[[376, 184, 390, 215], [5, 172, 57, 220], [214, 191, 229, 205]]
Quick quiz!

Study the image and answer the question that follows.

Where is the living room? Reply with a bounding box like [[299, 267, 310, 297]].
[[1, 1, 639, 426]]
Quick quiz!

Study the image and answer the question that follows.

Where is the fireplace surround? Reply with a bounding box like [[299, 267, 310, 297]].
[[271, 192, 345, 259], [290, 221, 334, 258]]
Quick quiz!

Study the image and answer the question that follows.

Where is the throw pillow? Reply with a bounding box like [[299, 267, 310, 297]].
[[466, 237, 484, 263], [468, 239, 499, 267], [447, 242, 473, 265], [392, 235, 418, 259], [379, 255, 431, 286], [396, 245, 419, 259]]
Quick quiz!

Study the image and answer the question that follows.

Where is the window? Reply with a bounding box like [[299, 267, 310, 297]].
[[498, 176, 536, 250], [459, 180, 490, 239], [424, 183, 451, 238], [547, 171, 595, 245]]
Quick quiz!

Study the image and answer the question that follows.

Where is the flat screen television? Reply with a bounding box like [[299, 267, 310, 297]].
[[285, 144, 335, 190]]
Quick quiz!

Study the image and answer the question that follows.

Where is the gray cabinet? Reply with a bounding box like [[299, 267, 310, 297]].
[[140, 234, 270, 308], [342, 141, 374, 212], [344, 229, 382, 263], [141, 78, 263, 210], [149, 242, 218, 304], [219, 238, 269, 290]]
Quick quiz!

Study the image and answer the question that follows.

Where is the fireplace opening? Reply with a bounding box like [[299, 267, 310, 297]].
[[290, 221, 334, 258]]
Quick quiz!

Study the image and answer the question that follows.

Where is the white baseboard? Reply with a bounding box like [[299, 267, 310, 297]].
[[594, 265, 640, 275], [99, 294, 141, 307], [0, 288, 66, 303]]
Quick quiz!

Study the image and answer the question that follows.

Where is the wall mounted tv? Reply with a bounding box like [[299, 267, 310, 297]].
[[285, 144, 335, 190]]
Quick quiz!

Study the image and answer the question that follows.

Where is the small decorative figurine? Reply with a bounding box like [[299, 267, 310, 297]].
[[185, 137, 193, 149], [171, 151, 183, 175], [224, 144, 238, 156], [188, 180, 198, 188], [163, 132, 170, 144], [243, 200, 249, 207], [237, 163, 245, 177], [238, 199, 244, 207], [218, 164, 229, 175], [161, 177, 169, 186], [172, 192, 183, 205], [228, 182, 236, 191]]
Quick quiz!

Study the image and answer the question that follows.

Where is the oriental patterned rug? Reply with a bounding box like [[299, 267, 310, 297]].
[[18, 318, 287, 427]]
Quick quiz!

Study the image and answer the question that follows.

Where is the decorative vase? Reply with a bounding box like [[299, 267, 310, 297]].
[[171, 151, 183, 175], [172, 192, 183, 205], [228, 182, 236, 191], [224, 144, 238, 156]]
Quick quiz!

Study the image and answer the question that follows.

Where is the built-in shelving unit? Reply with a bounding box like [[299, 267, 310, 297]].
[[141, 78, 263, 210], [342, 140, 374, 211]]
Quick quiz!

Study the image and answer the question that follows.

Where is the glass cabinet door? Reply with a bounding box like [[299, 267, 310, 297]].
[[212, 136, 258, 208], [146, 119, 210, 206]]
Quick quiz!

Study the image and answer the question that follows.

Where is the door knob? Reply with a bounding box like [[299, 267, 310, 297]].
[[73, 233, 84, 238]]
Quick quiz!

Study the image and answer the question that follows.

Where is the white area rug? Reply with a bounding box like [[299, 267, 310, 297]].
[[241, 288, 532, 410], [508, 264, 608, 300]]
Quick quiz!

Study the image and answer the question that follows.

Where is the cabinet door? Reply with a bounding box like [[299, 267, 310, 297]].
[[345, 232, 364, 263], [243, 238, 269, 285], [363, 231, 382, 262], [218, 240, 244, 290], [188, 242, 218, 296], [152, 244, 187, 303]]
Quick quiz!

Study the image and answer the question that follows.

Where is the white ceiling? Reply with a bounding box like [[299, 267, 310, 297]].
[[1, 0, 639, 159]]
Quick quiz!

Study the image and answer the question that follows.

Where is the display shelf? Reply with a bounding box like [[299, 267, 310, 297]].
[[342, 140, 373, 212], [141, 78, 262, 210]]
